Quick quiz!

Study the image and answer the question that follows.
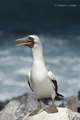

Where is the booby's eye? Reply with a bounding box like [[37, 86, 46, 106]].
[[28, 37, 34, 41]]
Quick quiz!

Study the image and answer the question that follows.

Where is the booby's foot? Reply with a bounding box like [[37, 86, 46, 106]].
[[44, 106, 58, 113], [28, 108, 41, 116]]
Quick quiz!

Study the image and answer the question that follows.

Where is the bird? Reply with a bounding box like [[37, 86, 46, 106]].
[[16, 35, 64, 116]]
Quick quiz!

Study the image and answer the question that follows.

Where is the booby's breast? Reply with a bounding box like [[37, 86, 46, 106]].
[[30, 70, 55, 99]]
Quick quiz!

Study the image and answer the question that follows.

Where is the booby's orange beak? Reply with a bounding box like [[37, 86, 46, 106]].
[[16, 37, 33, 46]]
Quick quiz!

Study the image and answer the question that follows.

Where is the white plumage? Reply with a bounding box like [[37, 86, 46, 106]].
[[16, 35, 63, 116], [27, 35, 56, 99]]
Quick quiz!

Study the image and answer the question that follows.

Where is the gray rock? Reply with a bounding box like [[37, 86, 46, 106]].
[[0, 93, 80, 120], [0, 100, 9, 111], [78, 90, 80, 100], [59, 96, 80, 113], [0, 93, 47, 120], [24, 108, 80, 120]]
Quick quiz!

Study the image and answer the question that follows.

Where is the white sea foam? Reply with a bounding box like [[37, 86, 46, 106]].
[[0, 56, 32, 62], [0, 56, 14, 61], [15, 68, 30, 75], [0, 72, 4, 81], [67, 79, 77, 85], [19, 56, 32, 62], [2, 79, 28, 87], [46, 56, 80, 64], [0, 50, 10, 55]]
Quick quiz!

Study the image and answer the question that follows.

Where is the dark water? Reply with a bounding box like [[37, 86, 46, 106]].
[[0, 1, 80, 100], [0, 0, 80, 35]]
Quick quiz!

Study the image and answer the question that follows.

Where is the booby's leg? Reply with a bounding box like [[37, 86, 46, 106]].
[[44, 99, 58, 113], [28, 99, 42, 116]]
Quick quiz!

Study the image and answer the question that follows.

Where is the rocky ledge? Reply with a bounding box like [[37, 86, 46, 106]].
[[0, 91, 80, 120]]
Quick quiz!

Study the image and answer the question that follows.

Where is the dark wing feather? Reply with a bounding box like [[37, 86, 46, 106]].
[[51, 79, 64, 100], [27, 72, 33, 92], [28, 81, 33, 91], [51, 80, 58, 94]]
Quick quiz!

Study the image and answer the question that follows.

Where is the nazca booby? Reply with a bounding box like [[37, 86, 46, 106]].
[[16, 35, 64, 116]]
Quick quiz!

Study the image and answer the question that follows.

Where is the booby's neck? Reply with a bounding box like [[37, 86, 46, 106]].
[[31, 43, 46, 69]]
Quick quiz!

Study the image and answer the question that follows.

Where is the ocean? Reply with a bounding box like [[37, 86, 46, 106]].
[[0, 0, 80, 100]]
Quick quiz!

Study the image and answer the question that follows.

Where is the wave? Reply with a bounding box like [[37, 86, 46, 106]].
[[15, 68, 30, 75], [46, 56, 80, 66], [0, 56, 32, 62], [0, 50, 10, 55], [2, 79, 28, 87]]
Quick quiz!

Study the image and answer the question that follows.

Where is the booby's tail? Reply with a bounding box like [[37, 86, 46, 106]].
[[55, 93, 64, 101]]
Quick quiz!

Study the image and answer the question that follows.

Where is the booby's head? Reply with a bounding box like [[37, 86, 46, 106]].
[[16, 35, 41, 48]]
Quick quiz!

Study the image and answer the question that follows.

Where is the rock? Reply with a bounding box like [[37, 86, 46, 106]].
[[0, 100, 9, 111], [24, 108, 80, 120], [1, 105, 80, 120], [78, 90, 80, 100], [0, 94, 80, 120], [59, 96, 80, 113], [0, 93, 47, 120]]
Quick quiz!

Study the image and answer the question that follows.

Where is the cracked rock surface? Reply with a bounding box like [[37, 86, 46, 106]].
[[0, 93, 80, 120]]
